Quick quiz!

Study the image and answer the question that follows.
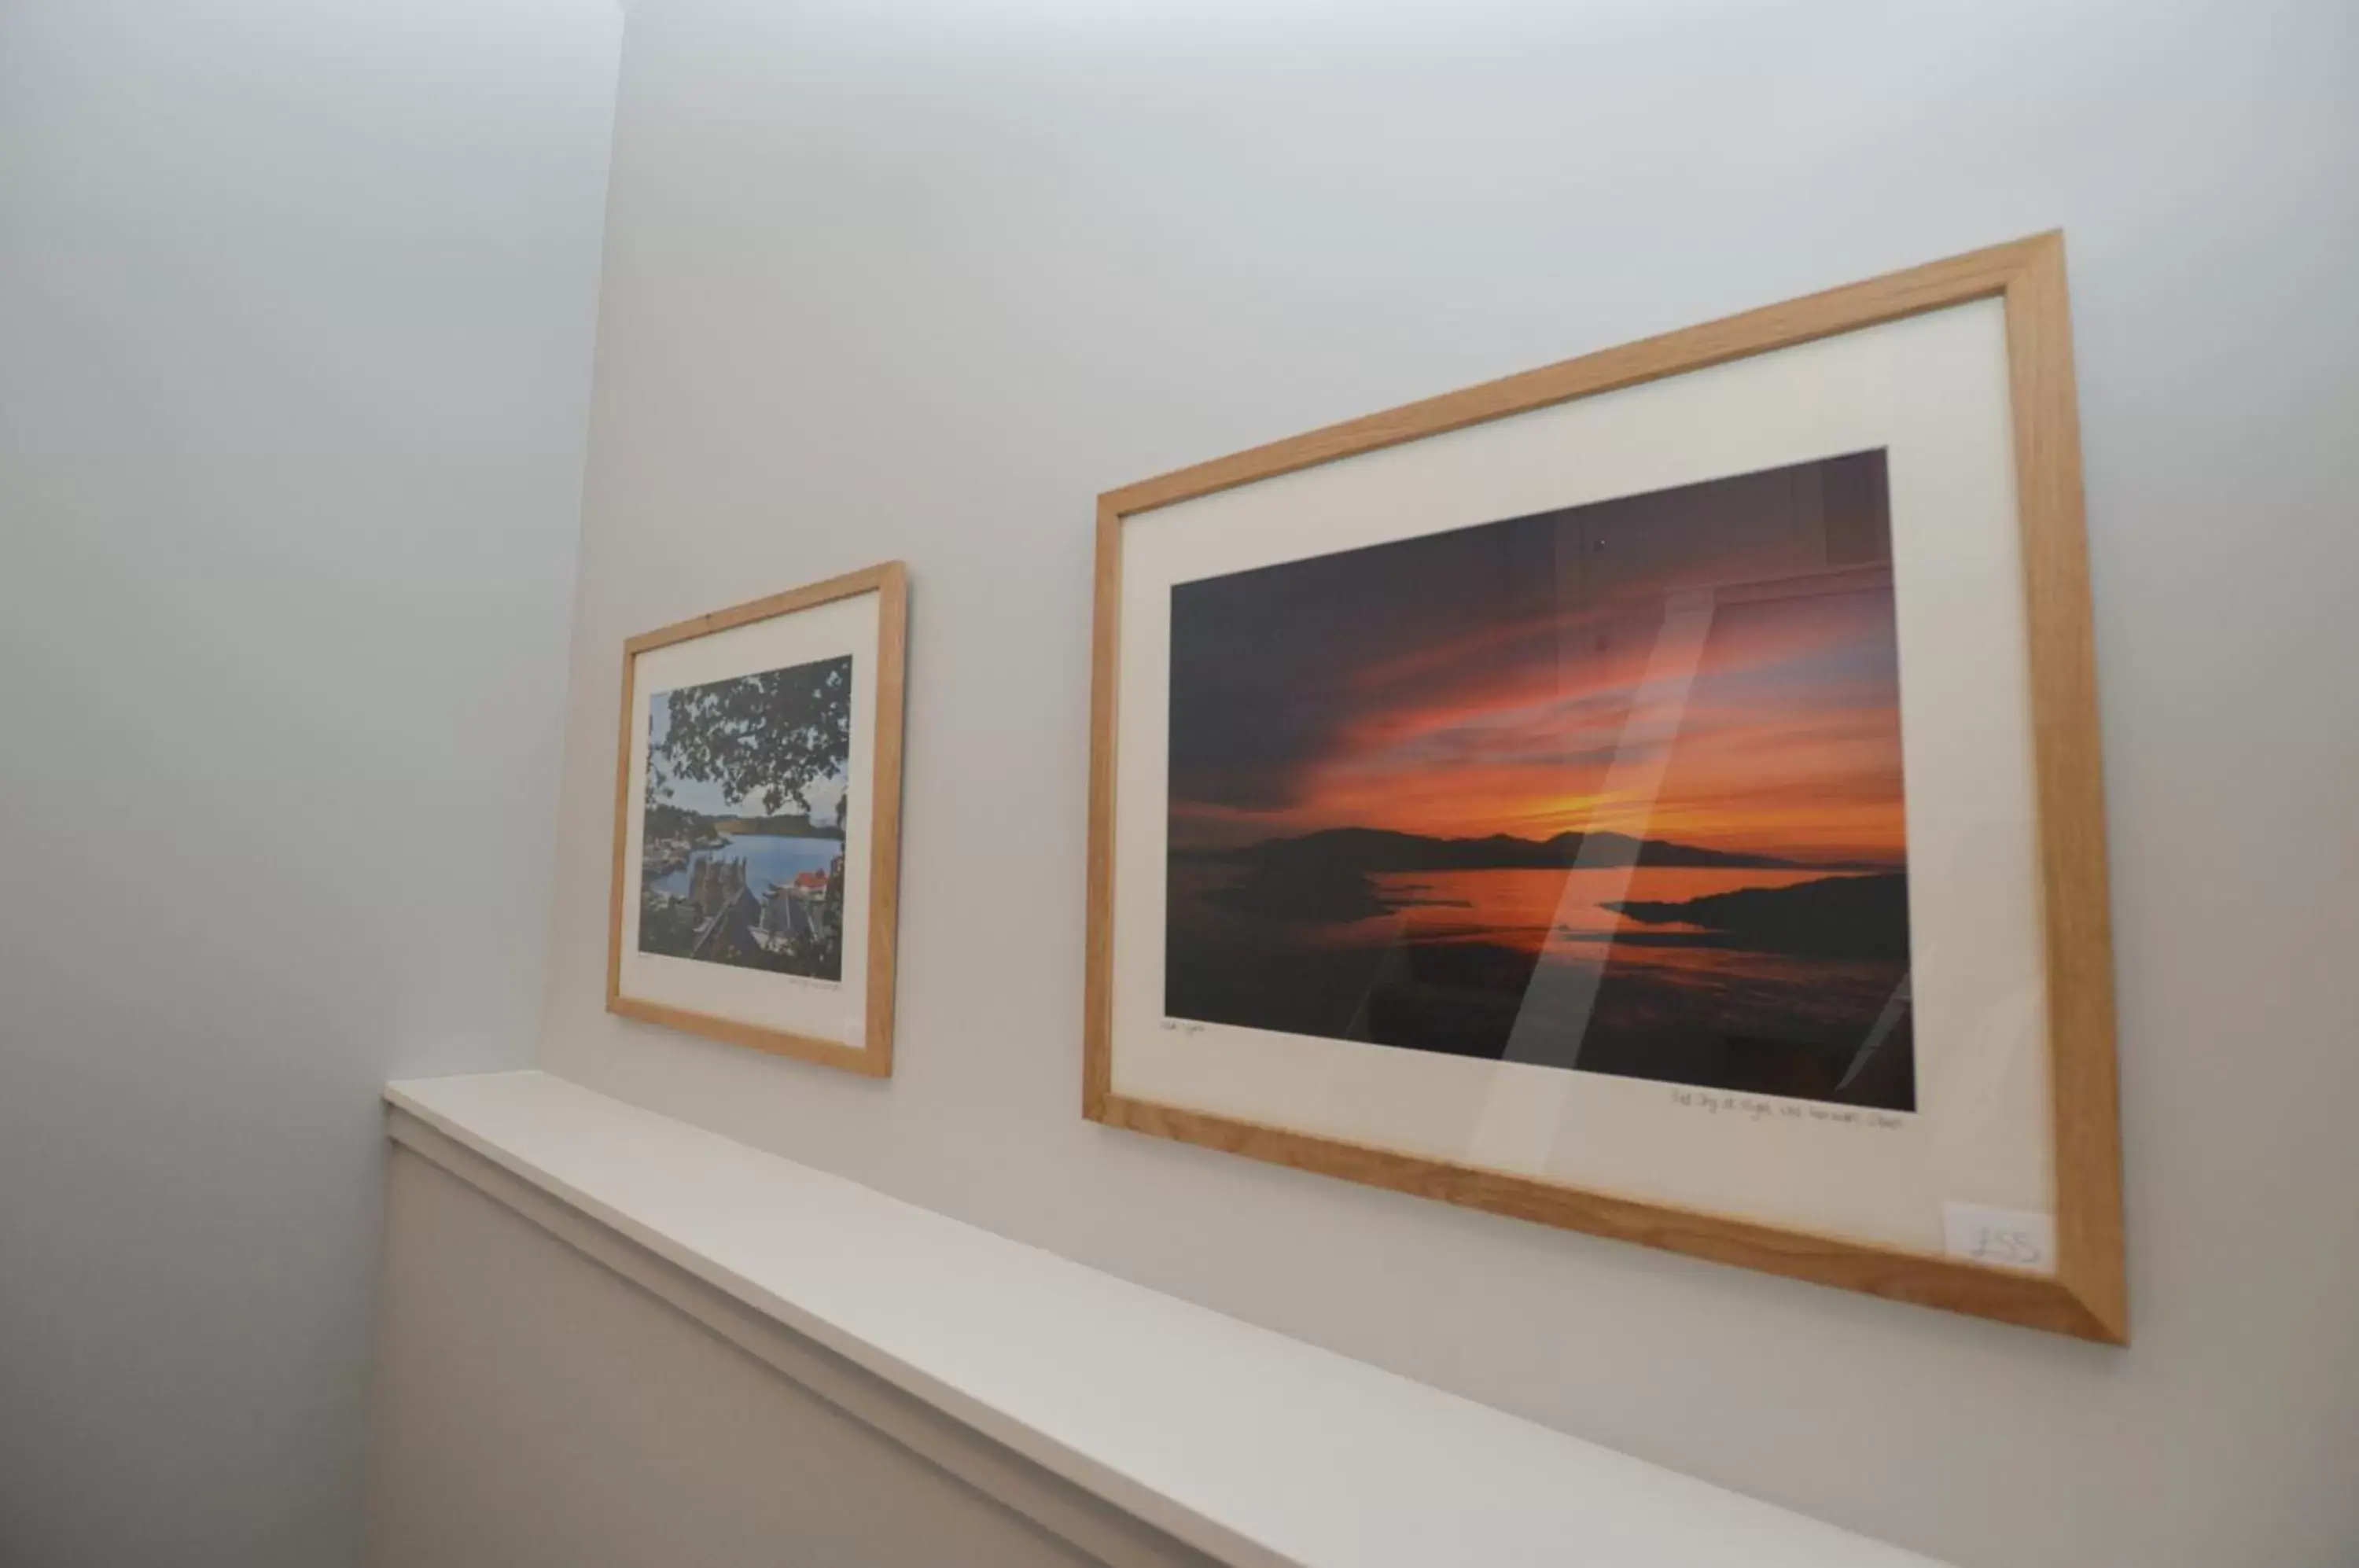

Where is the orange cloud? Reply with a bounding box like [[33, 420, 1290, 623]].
[[1267, 587, 1906, 866]]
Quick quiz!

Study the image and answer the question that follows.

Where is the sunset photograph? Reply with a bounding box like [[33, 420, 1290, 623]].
[[1164, 449, 1918, 1110]]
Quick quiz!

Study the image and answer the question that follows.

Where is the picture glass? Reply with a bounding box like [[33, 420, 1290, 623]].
[[1108, 300, 2055, 1259], [639, 655, 853, 982], [1165, 451, 1915, 1111], [616, 584, 883, 1054]]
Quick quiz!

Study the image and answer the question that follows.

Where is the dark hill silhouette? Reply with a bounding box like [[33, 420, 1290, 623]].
[[1205, 826, 1865, 874], [1608, 872, 1909, 959], [1191, 828, 1897, 929]]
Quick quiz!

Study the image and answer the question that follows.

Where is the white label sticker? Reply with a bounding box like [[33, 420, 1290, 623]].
[[843, 1016, 865, 1049], [1942, 1203, 2056, 1272]]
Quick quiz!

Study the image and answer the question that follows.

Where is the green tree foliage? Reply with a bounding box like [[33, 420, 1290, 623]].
[[644, 800, 705, 841], [654, 656, 852, 818]]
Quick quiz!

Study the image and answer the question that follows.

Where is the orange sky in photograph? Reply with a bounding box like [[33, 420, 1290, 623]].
[[1165, 451, 1909, 870], [1263, 592, 1902, 862]]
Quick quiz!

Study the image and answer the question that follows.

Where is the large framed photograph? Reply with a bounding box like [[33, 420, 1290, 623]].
[[1085, 235, 2126, 1340], [609, 563, 907, 1077]]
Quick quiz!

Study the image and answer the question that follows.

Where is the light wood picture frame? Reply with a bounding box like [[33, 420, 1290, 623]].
[[609, 561, 908, 1077], [1084, 234, 2125, 1341]]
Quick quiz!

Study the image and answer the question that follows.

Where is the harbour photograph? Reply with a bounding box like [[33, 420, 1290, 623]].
[[639, 653, 852, 981]]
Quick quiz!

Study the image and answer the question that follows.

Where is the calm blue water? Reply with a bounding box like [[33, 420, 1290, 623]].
[[650, 834, 841, 898]]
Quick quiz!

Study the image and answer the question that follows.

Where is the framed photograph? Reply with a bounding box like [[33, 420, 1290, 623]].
[[609, 562, 907, 1077], [1084, 234, 2126, 1340]]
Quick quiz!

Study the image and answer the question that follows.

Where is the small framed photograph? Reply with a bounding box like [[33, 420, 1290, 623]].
[[609, 563, 907, 1076], [1085, 235, 2125, 1339]]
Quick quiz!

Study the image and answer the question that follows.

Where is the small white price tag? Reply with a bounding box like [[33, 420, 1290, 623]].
[[1942, 1203, 2056, 1272], [843, 1016, 865, 1049]]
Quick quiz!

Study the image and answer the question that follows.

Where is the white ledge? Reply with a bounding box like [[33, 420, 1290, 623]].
[[384, 1069, 1944, 1568]]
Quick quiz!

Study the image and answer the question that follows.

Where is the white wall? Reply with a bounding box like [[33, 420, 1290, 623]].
[[538, 2, 2359, 1565], [0, 3, 620, 1563]]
